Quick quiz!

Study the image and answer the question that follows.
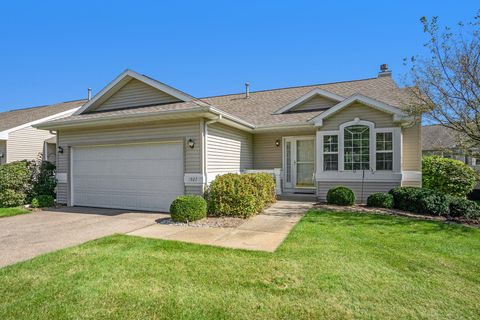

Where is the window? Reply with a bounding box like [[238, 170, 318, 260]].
[[376, 132, 393, 170], [344, 125, 370, 170], [323, 135, 338, 170]]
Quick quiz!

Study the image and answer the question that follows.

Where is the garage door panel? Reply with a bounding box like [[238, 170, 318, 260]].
[[72, 142, 184, 212], [74, 160, 182, 178]]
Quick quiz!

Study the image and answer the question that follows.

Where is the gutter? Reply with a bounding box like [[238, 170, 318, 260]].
[[34, 107, 211, 130]]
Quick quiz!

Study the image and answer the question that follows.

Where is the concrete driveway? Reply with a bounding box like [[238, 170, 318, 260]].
[[0, 207, 167, 267]]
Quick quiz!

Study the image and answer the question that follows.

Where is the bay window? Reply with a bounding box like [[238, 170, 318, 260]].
[[317, 119, 400, 176]]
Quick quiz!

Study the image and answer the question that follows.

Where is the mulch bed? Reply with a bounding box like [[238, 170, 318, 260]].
[[156, 216, 246, 228], [314, 203, 480, 228]]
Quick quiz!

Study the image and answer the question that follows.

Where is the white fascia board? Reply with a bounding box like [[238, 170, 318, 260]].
[[3, 107, 80, 136], [273, 88, 344, 114], [207, 106, 255, 129], [36, 107, 210, 130], [75, 69, 195, 115], [310, 94, 408, 126]]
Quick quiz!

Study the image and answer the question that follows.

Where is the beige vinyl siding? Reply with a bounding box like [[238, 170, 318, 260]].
[[402, 122, 422, 171], [253, 129, 316, 170], [0, 140, 6, 165], [207, 123, 253, 175], [402, 180, 421, 187], [91, 79, 181, 112], [321, 103, 395, 130], [56, 119, 202, 205], [6, 126, 54, 163], [291, 95, 337, 112], [317, 181, 400, 202]]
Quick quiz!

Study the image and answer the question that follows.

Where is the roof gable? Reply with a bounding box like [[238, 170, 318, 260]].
[[273, 88, 344, 114], [310, 94, 410, 126], [76, 70, 195, 115]]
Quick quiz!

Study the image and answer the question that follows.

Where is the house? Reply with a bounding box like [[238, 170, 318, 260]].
[[36, 66, 421, 211], [422, 124, 478, 168], [0, 100, 86, 165]]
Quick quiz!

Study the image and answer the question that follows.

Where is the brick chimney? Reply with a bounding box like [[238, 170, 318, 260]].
[[378, 64, 392, 77]]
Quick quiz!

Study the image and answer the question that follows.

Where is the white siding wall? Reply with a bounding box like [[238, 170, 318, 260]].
[[92, 79, 181, 112], [207, 123, 253, 181], [56, 119, 202, 205], [6, 126, 55, 163]]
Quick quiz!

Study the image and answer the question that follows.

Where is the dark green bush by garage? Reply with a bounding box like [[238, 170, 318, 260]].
[[388, 187, 449, 216], [206, 173, 276, 218], [31, 195, 55, 208], [170, 195, 207, 223], [326, 186, 355, 206], [366, 192, 394, 208]]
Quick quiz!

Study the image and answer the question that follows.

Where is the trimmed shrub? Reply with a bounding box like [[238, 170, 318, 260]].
[[388, 187, 449, 216], [326, 186, 355, 206], [31, 195, 55, 208], [447, 196, 480, 219], [366, 192, 394, 209], [422, 156, 477, 198], [0, 161, 31, 207], [170, 195, 207, 222], [206, 173, 276, 218], [0, 189, 25, 207]]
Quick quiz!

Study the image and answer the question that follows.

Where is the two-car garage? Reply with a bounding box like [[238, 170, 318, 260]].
[[71, 142, 185, 212]]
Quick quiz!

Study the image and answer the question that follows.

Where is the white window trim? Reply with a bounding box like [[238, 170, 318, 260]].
[[316, 118, 402, 181]]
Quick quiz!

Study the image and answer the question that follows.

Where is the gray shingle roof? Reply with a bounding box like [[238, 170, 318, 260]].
[[202, 76, 404, 126], [422, 124, 466, 150], [0, 99, 87, 132], [38, 76, 407, 128]]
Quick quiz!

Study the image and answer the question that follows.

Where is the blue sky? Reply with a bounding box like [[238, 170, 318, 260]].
[[0, 0, 477, 112]]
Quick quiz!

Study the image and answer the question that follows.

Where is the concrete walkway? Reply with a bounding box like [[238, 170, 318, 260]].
[[128, 200, 314, 252]]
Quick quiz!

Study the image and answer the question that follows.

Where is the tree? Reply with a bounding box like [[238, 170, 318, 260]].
[[404, 12, 480, 154]]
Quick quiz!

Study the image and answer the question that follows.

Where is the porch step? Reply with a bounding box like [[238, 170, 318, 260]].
[[277, 193, 318, 202]]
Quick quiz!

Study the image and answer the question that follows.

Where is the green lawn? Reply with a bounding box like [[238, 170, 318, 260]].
[[1, 210, 479, 319], [0, 207, 30, 218]]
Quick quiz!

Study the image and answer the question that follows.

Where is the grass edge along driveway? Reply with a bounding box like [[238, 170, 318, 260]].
[[0, 209, 479, 319], [0, 207, 30, 218]]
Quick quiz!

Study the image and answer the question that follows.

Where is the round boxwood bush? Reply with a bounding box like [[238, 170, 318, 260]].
[[422, 156, 478, 197], [366, 192, 394, 208], [170, 195, 207, 222], [31, 195, 55, 208], [326, 186, 355, 206]]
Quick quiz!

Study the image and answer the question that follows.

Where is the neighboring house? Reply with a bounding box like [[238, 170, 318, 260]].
[[0, 100, 86, 165], [36, 67, 421, 211], [422, 124, 478, 168]]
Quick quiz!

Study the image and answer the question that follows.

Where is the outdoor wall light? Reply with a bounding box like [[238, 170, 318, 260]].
[[275, 139, 280, 147], [188, 139, 195, 149], [58, 146, 64, 154]]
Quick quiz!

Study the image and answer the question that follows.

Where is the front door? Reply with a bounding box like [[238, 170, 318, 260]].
[[283, 137, 315, 192]]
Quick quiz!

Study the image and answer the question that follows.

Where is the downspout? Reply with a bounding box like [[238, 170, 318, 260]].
[[203, 115, 222, 190]]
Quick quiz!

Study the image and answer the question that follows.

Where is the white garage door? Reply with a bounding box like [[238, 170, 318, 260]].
[[72, 142, 184, 212]]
